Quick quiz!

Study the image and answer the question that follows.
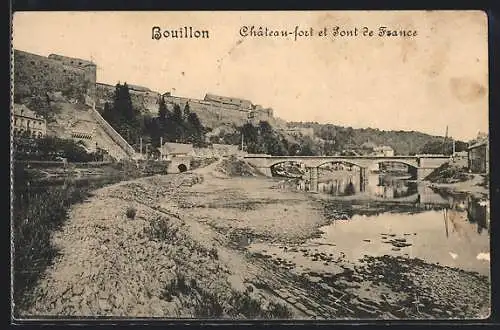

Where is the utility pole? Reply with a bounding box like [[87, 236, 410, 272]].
[[145, 144, 149, 160], [160, 136, 163, 160], [139, 137, 143, 156], [442, 126, 448, 155]]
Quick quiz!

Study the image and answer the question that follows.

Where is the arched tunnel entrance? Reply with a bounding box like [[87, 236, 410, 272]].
[[178, 163, 188, 173]]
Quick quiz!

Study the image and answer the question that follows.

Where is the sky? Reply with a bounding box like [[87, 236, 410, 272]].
[[12, 11, 488, 141]]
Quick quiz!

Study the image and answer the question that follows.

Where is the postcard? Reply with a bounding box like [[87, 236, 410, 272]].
[[11, 10, 490, 320]]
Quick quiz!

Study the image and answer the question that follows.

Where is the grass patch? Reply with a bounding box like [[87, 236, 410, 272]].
[[125, 207, 137, 219], [425, 162, 472, 183], [159, 271, 293, 319], [12, 163, 131, 316], [144, 216, 180, 241]]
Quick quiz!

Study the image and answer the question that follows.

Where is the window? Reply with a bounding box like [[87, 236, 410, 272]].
[[30, 61, 35, 65]]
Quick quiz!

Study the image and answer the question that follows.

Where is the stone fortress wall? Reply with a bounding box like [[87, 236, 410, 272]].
[[95, 83, 162, 114], [13, 50, 97, 105], [14, 49, 278, 132], [162, 93, 275, 128]]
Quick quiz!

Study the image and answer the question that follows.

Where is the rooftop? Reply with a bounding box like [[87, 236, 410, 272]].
[[160, 142, 194, 154], [12, 104, 45, 120], [373, 145, 394, 151], [468, 139, 488, 150], [204, 93, 252, 105]]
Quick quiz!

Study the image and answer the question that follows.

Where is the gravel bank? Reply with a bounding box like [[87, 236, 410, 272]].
[[21, 174, 294, 318]]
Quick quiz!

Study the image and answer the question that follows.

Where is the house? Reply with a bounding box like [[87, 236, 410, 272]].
[[11, 104, 47, 138], [158, 142, 195, 161], [372, 146, 395, 157], [468, 140, 489, 173], [451, 150, 468, 168]]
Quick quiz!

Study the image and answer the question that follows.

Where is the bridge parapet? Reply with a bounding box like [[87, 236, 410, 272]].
[[244, 155, 424, 169]]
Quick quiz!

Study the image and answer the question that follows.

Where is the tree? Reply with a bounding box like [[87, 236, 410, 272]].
[[114, 83, 136, 121], [187, 112, 204, 144], [297, 137, 318, 156], [183, 102, 191, 120], [158, 96, 168, 121], [258, 121, 273, 136]]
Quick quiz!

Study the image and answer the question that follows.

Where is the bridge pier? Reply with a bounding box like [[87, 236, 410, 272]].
[[257, 167, 273, 177], [308, 166, 319, 193], [359, 167, 368, 192], [417, 167, 435, 181]]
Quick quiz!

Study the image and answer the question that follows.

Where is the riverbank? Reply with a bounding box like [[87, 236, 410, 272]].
[[426, 174, 489, 199], [20, 173, 296, 318], [18, 161, 491, 319], [423, 160, 489, 199]]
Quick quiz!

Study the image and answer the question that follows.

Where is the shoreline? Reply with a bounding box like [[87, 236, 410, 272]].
[[424, 174, 489, 200], [17, 169, 491, 319]]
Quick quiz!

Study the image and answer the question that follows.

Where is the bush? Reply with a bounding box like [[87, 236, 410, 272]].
[[125, 207, 137, 219]]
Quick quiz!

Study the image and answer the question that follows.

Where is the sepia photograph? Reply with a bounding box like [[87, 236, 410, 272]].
[[11, 11, 490, 320]]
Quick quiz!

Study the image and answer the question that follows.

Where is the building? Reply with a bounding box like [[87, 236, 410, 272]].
[[280, 127, 315, 138], [372, 146, 395, 157], [11, 104, 47, 138], [468, 140, 489, 173], [158, 142, 195, 160], [204, 93, 253, 109]]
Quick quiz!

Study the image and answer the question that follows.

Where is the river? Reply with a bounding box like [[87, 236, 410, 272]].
[[248, 170, 490, 277]]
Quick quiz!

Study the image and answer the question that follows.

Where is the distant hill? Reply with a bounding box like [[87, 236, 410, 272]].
[[285, 122, 467, 156]]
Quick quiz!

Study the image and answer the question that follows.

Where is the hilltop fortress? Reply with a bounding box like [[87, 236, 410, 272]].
[[13, 49, 276, 130], [95, 84, 276, 128], [14, 50, 97, 106]]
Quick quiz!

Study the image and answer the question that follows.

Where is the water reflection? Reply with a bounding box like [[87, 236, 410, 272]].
[[249, 193, 490, 276], [301, 172, 419, 200], [265, 170, 490, 276]]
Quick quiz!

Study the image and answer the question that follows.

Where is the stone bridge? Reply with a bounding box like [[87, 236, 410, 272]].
[[243, 155, 451, 192]]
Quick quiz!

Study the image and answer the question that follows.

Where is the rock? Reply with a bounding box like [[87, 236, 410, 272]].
[[98, 299, 112, 311], [319, 283, 332, 291], [295, 302, 307, 311], [431, 308, 443, 314], [80, 304, 92, 316]]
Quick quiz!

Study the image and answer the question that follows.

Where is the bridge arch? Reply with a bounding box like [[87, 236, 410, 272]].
[[369, 159, 419, 169], [269, 160, 307, 177], [315, 159, 366, 170]]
